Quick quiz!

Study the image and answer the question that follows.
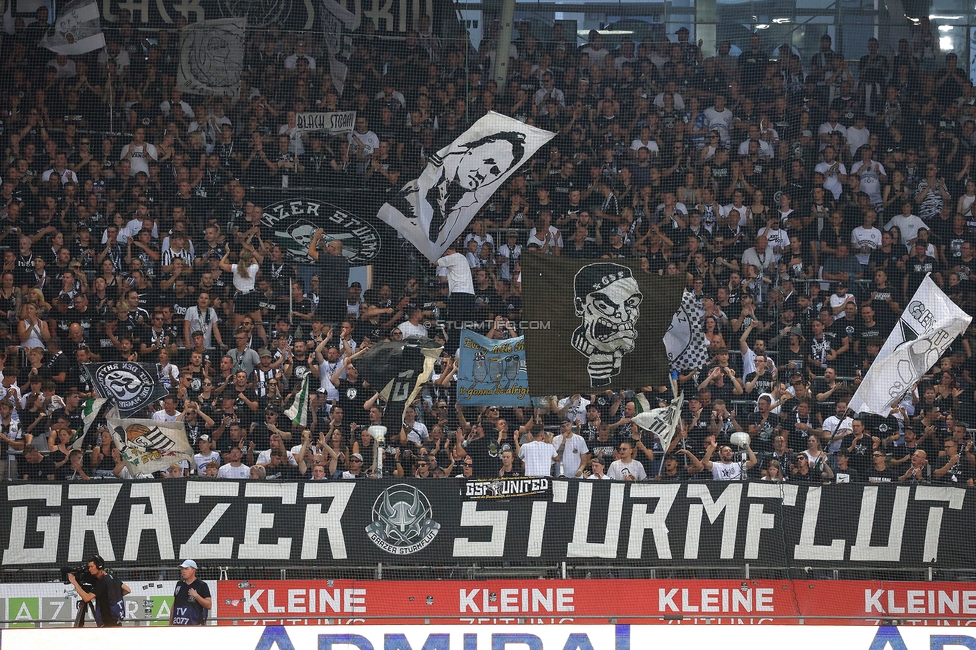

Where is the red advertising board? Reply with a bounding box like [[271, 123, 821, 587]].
[[215, 580, 976, 626]]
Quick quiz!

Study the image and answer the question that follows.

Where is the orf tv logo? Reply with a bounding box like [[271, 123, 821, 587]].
[[869, 626, 976, 650]]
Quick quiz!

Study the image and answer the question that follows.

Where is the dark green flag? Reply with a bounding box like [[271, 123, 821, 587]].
[[522, 254, 685, 395]]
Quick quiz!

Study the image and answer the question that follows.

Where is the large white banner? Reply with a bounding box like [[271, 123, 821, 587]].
[[379, 112, 554, 263], [177, 18, 246, 100], [849, 275, 972, 414], [106, 406, 193, 476], [40, 0, 106, 55]]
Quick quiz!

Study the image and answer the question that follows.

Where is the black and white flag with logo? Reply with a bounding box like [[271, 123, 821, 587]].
[[665, 290, 708, 371], [83, 362, 170, 417], [357, 337, 443, 431], [378, 112, 554, 263]]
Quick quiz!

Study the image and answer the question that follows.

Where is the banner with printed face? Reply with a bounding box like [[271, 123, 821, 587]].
[[378, 112, 554, 263], [177, 18, 246, 100], [457, 329, 528, 406], [296, 111, 356, 134], [106, 405, 193, 476], [849, 275, 972, 414], [40, 0, 106, 55], [522, 255, 686, 395], [82, 362, 169, 418]]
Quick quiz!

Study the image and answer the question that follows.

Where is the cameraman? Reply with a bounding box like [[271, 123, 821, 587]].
[[67, 555, 131, 627]]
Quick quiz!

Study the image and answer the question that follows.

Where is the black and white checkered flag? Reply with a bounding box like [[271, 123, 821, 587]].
[[665, 290, 708, 372]]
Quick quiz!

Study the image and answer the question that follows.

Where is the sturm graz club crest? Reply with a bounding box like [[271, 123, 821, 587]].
[[365, 484, 440, 555], [260, 198, 382, 265], [85, 362, 168, 417]]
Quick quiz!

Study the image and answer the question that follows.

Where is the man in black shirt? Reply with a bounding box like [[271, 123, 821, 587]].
[[68, 555, 130, 627], [308, 231, 351, 324], [171, 559, 212, 626]]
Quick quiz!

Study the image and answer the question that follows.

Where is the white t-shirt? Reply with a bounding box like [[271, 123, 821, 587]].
[[120, 142, 159, 177], [437, 253, 474, 295], [527, 225, 563, 251], [151, 410, 180, 422], [710, 461, 744, 481], [231, 264, 260, 293], [184, 306, 220, 348], [217, 463, 250, 479], [850, 160, 886, 204], [403, 421, 429, 447], [814, 160, 847, 200], [822, 415, 854, 453], [257, 449, 298, 466], [193, 451, 221, 475], [397, 321, 429, 338], [519, 440, 557, 477], [608, 459, 647, 481], [553, 434, 589, 477], [850, 226, 882, 265], [884, 214, 929, 245], [557, 396, 591, 425], [703, 107, 735, 144], [828, 293, 855, 319]]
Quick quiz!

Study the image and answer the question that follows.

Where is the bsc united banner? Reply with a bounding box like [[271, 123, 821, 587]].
[[457, 329, 528, 406], [522, 255, 686, 395]]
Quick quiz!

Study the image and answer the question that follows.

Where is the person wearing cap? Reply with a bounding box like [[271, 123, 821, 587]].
[[193, 434, 220, 476], [584, 454, 610, 479], [341, 452, 369, 479], [171, 559, 211, 625]]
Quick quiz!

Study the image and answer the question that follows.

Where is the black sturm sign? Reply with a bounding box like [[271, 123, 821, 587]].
[[0, 481, 971, 568]]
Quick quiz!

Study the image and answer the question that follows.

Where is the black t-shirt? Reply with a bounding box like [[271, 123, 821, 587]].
[[866, 465, 898, 483], [92, 573, 125, 627], [172, 578, 211, 625], [21, 456, 56, 480], [464, 434, 501, 478], [747, 412, 780, 454], [335, 379, 369, 425]]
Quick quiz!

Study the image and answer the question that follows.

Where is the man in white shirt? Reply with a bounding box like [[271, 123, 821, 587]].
[[814, 145, 847, 200], [518, 428, 559, 477], [527, 211, 563, 253], [437, 249, 476, 325], [884, 203, 930, 246], [183, 293, 221, 348], [217, 446, 250, 479], [193, 435, 221, 475], [151, 396, 181, 422], [552, 419, 590, 477], [397, 306, 429, 338], [283, 41, 316, 69], [850, 210, 883, 266], [822, 400, 854, 453], [608, 439, 647, 481], [703, 95, 735, 146], [120, 127, 158, 177], [533, 72, 565, 116]]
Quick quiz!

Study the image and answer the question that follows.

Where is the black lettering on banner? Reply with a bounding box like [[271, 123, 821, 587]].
[[0, 482, 969, 568]]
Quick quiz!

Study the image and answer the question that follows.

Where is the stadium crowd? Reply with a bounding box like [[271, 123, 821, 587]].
[[0, 9, 973, 485]]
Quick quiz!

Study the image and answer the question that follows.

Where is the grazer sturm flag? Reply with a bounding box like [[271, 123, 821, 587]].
[[849, 275, 972, 415], [357, 337, 443, 432], [106, 406, 193, 476], [522, 254, 686, 395], [666, 290, 709, 371], [378, 112, 554, 263], [40, 0, 106, 55], [177, 18, 246, 100], [285, 374, 311, 427]]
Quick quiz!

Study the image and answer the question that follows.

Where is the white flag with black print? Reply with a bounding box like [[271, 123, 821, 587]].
[[665, 290, 708, 371], [177, 18, 246, 100], [321, 0, 356, 95], [633, 392, 684, 457], [849, 275, 972, 415], [378, 112, 554, 263], [106, 405, 193, 476], [285, 374, 311, 427], [40, 0, 106, 55]]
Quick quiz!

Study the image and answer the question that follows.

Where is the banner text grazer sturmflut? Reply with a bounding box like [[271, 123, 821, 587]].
[[0, 481, 970, 569]]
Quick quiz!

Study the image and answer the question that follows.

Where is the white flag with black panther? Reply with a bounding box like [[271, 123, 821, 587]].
[[40, 0, 105, 55], [177, 18, 246, 100], [849, 275, 971, 415], [378, 112, 554, 263], [633, 392, 684, 456], [106, 405, 193, 476], [665, 290, 708, 371]]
